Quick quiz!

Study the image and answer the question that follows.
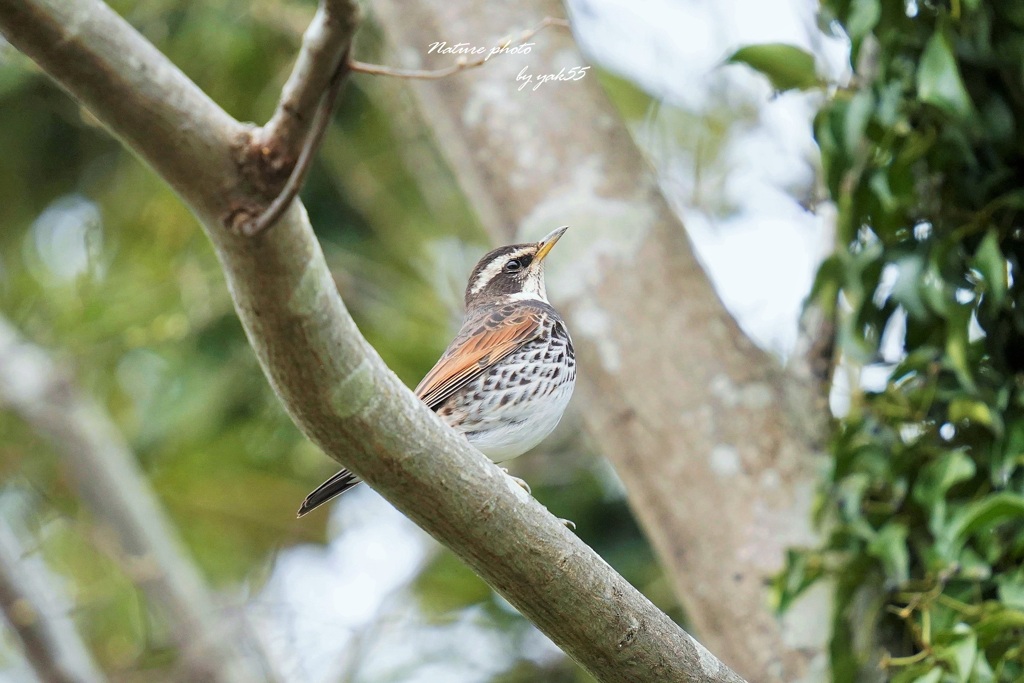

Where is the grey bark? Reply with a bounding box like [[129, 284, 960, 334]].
[[367, 1, 831, 680], [0, 0, 746, 680], [0, 318, 276, 683], [0, 521, 106, 683]]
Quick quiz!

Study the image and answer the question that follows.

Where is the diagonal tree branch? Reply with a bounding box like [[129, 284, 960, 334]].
[[0, 520, 106, 683], [0, 318, 276, 683], [0, 0, 745, 680]]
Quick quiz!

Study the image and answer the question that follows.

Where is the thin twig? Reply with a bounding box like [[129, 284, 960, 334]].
[[244, 54, 350, 237], [243, 16, 570, 237], [260, 0, 360, 162], [349, 17, 570, 80], [244, 0, 359, 237]]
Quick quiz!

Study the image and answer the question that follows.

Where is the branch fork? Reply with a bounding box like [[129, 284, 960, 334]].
[[241, 13, 571, 238]]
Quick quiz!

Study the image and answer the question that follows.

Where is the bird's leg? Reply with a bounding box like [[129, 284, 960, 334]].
[[497, 467, 574, 530], [499, 467, 532, 494]]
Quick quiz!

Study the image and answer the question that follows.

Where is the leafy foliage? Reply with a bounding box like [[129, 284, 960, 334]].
[[726, 43, 822, 92], [778, 1, 1024, 680]]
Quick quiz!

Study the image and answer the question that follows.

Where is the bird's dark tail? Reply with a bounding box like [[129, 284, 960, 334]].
[[297, 469, 361, 518]]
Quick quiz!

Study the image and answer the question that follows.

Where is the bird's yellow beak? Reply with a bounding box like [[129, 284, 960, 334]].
[[534, 226, 568, 263]]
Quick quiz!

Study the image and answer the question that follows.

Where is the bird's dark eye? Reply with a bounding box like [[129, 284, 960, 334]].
[[503, 259, 522, 273]]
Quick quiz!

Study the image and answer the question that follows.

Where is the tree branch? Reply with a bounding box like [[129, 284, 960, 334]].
[[0, 0, 745, 681], [243, 55, 350, 237], [0, 318, 276, 683], [260, 0, 359, 171], [0, 520, 106, 683], [244, 14, 568, 237], [244, 0, 359, 237]]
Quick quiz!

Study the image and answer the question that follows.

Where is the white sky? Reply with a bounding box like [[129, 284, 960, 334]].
[[571, 0, 848, 355]]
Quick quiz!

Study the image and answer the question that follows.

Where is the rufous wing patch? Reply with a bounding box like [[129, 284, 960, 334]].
[[415, 310, 541, 410]]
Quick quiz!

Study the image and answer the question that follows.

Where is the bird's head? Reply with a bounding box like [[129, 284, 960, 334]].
[[464, 226, 568, 308]]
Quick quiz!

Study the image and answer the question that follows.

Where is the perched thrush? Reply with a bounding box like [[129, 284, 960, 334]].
[[297, 226, 576, 517]]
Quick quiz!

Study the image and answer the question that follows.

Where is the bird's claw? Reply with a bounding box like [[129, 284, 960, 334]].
[[497, 467, 569, 528], [500, 468, 532, 494]]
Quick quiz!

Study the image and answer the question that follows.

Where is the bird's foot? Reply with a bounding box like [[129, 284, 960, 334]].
[[559, 517, 577, 531], [500, 467, 532, 494]]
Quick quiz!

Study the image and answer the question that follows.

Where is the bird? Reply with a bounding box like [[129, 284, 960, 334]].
[[297, 226, 576, 518]]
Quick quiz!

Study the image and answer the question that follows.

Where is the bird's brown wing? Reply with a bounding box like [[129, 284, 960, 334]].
[[294, 306, 543, 518], [415, 306, 542, 410]]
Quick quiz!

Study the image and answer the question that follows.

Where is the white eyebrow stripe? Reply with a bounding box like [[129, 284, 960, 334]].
[[469, 259, 504, 295], [469, 248, 533, 295]]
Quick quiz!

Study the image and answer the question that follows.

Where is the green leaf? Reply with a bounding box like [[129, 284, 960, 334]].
[[869, 169, 897, 214], [921, 260, 951, 319], [844, 89, 875, 155], [956, 547, 992, 581], [772, 549, 824, 613], [948, 399, 995, 429], [910, 667, 943, 683], [917, 31, 974, 119], [868, 522, 909, 585], [944, 303, 976, 391], [974, 606, 1024, 636], [809, 253, 844, 311], [942, 493, 1024, 558], [846, 0, 881, 43], [949, 623, 977, 683], [923, 451, 976, 497], [973, 231, 1006, 308], [0, 58, 33, 100], [991, 417, 1024, 486], [914, 450, 975, 535], [968, 651, 995, 683], [595, 69, 655, 121], [892, 254, 928, 319], [995, 568, 1024, 610], [726, 43, 821, 92]]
